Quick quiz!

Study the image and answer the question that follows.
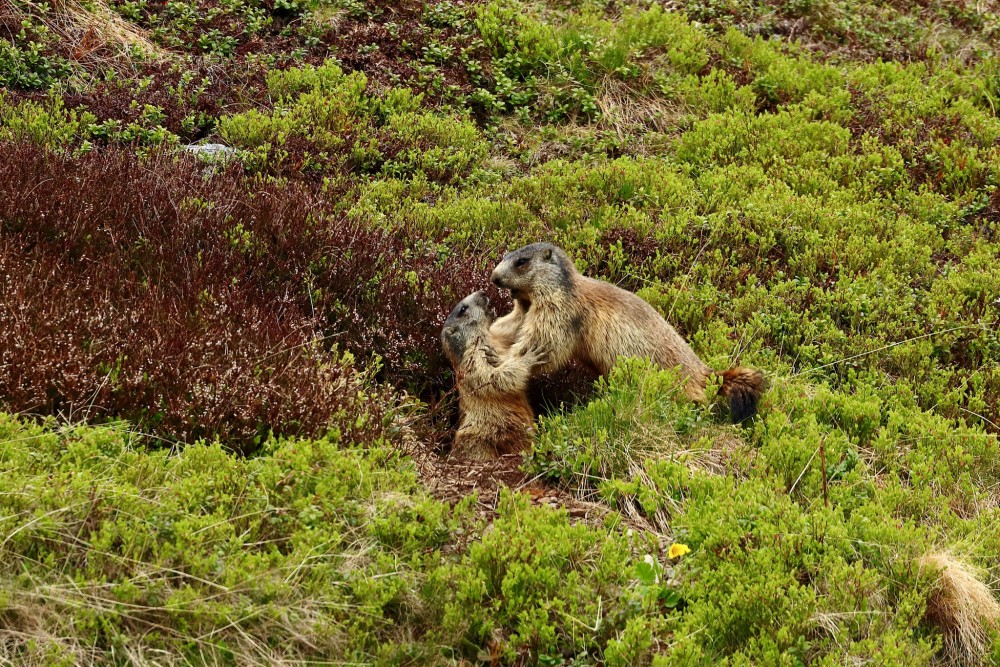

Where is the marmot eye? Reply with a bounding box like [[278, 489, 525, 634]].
[[458, 305, 468, 316], [514, 257, 530, 268]]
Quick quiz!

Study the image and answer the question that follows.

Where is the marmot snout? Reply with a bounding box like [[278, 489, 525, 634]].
[[490, 243, 574, 303], [441, 290, 496, 366]]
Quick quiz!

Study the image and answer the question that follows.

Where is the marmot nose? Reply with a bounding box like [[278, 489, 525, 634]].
[[490, 268, 503, 287]]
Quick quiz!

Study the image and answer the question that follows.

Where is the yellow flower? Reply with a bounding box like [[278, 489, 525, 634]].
[[668, 543, 691, 559]]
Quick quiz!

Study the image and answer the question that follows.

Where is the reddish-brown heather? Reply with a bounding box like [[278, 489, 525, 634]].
[[0, 143, 495, 449]]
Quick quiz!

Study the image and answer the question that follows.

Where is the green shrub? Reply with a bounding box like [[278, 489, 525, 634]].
[[0, 414, 468, 663], [219, 59, 488, 182], [0, 38, 73, 90], [432, 489, 673, 664], [4, 0, 1000, 663], [381, 111, 489, 184]]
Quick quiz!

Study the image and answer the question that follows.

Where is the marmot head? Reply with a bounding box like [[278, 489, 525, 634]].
[[441, 290, 496, 366], [490, 242, 575, 303]]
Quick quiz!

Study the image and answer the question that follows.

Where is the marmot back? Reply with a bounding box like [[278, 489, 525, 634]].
[[489, 243, 766, 423], [441, 291, 546, 460]]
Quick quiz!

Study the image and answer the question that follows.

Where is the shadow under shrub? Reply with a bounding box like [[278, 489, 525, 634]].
[[0, 143, 493, 449]]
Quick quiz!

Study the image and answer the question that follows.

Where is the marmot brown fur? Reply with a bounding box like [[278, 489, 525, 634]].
[[489, 242, 766, 422], [441, 291, 547, 460]]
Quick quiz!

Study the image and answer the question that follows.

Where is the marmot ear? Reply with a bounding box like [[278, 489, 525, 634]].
[[542, 248, 553, 261]]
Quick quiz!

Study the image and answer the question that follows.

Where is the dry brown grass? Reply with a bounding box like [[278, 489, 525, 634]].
[[12, 0, 164, 66], [595, 75, 682, 140], [918, 550, 1000, 666]]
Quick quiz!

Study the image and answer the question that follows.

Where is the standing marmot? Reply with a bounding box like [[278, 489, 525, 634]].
[[489, 242, 766, 422], [441, 291, 547, 460]]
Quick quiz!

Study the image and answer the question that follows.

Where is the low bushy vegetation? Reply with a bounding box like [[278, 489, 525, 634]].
[[0, 415, 686, 664], [529, 361, 1000, 662], [0, 142, 504, 449], [2, 0, 999, 663]]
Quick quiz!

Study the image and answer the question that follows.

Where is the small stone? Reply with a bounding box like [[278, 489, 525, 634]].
[[182, 143, 237, 160]]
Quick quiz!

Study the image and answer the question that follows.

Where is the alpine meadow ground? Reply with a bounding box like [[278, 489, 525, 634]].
[[1, 0, 1000, 663]]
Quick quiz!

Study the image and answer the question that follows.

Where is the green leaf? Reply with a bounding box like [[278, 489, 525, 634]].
[[635, 560, 657, 586], [659, 589, 681, 609]]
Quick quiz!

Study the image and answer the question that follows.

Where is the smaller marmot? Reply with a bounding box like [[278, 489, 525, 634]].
[[441, 291, 547, 460], [490, 243, 766, 422]]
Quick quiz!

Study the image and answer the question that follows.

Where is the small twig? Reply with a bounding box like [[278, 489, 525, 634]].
[[819, 436, 828, 507], [788, 445, 820, 496], [955, 406, 1000, 432], [793, 323, 987, 378], [666, 237, 710, 323]]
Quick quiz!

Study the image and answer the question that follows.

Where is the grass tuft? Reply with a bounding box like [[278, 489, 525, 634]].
[[919, 550, 1000, 666]]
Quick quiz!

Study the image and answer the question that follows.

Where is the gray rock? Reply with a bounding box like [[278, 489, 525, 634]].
[[182, 143, 237, 163]]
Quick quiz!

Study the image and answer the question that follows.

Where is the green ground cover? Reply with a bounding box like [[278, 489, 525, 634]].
[[1, 0, 999, 663]]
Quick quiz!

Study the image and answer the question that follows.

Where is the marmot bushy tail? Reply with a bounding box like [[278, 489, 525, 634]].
[[441, 291, 547, 460], [489, 242, 766, 423], [718, 367, 766, 423]]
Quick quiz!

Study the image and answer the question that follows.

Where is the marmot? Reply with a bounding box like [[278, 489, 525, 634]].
[[489, 242, 766, 422], [441, 291, 547, 460]]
